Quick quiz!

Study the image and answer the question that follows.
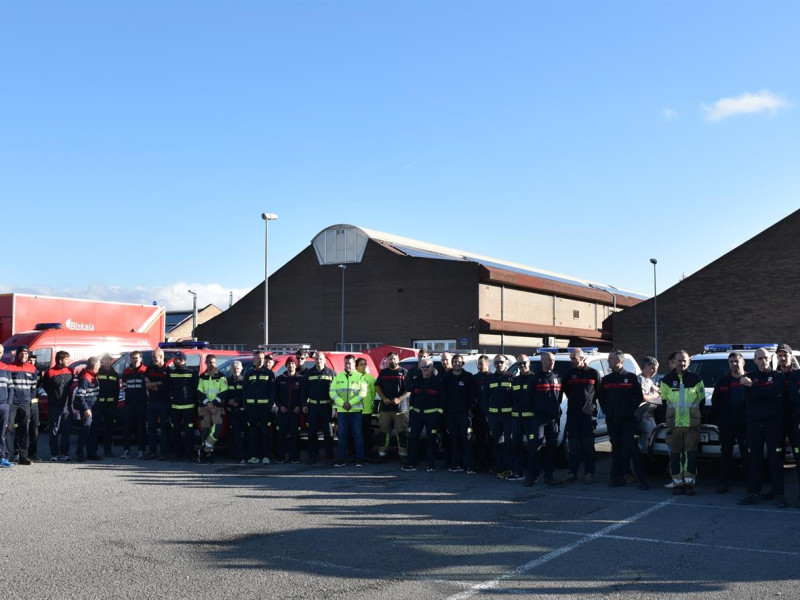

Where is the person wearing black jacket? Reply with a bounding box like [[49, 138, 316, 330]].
[[374, 352, 409, 461], [94, 354, 121, 458], [145, 349, 171, 460], [402, 357, 446, 472], [508, 355, 532, 481], [710, 352, 749, 494], [485, 355, 514, 477], [302, 352, 337, 464], [121, 351, 148, 460], [443, 354, 477, 474], [562, 348, 601, 484], [244, 349, 277, 465], [525, 352, 563, 486], [788, 367, 800, 507], [41, 350, 74, 461], [275, 356, 303, 463], [598, 349, 648, 490], [472, 355, 492, 472], [739, 347, 786, 507], [168, 352, 199, 461]]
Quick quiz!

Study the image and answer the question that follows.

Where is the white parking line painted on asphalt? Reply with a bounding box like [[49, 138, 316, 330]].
[[599, 534, 800, 557], [443, 498, 676, 600]]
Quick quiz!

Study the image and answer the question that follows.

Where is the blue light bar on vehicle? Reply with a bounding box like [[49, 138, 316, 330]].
[[158, 341, 210, 349], [535, 347, 598, 354], [703, 343, 778, 353]]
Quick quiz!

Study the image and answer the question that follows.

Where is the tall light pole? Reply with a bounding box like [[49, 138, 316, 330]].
[[261, 212, 278, 347], [187, 290, 197, 340], [650, 258, 658, 359], [338, 264, 347, 350]]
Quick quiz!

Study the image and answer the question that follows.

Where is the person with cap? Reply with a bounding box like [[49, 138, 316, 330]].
[[507, 354, 532, 481], [144, 348, 171, 460], [226, 360, 247, 464], [330, 355, 368, 467], [375, 352, 410, 461], [0, 344, 12, 467], [275, 355, 303, 463], [739, 346, 786, 507], [168, 351, 199, 461], [93, 353, 121, 458], [120, 350, 148, 459], [73, 357, 101, 461], [5, 346, 38, 465], [244, 349, 277, 465], [197, 354, 228, 463], [41, 351, 74, 461], [301, 351, 336, 464], [710, 351, 749, 494]]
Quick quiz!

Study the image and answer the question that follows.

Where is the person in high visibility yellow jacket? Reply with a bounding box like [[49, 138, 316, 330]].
[[329, 355, 368, 467], [660, 350, 705, 495], [197, 355, 229, 463]]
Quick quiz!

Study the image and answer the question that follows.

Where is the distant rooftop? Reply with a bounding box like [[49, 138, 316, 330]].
[[311, 224, 646, 300]]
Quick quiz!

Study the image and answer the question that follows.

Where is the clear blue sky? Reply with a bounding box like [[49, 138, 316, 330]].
[[2, 1, 798, 310]]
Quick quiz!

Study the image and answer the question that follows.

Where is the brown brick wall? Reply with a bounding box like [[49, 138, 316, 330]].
[[614, 208, 800, 367]]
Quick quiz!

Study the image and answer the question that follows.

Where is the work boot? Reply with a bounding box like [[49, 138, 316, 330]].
[[672, 485, 685, 495], [715, 482, 729, 494]]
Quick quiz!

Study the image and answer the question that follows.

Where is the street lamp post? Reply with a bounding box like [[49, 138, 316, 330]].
[[650, 258, 658, 359], [338, 264, 346, 350], [187, 290, 197, 340], [261, 212, 278, 346]]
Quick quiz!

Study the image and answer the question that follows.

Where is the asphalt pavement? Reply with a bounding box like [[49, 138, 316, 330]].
[[3, 441, 799, 600]]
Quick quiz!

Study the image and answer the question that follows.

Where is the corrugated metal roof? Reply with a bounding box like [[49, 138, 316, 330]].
[[313, 224, 647, 300]]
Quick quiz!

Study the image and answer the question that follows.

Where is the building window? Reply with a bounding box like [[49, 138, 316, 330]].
[[335, 342, 383, 352], [573, 310, 580, 320], [413, 339, 457, 352]]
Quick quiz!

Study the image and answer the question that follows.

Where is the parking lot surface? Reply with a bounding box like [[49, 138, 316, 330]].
[[4, 445, 799, 600]]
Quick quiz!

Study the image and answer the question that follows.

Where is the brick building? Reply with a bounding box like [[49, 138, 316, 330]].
[[197, 224, 644, 354], [613, 208, 800, 366]]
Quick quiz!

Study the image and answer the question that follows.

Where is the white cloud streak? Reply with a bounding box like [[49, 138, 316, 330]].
[[662, 107, 679, 120], [0, 283, 254, 311], [702, 89, 790, 121]]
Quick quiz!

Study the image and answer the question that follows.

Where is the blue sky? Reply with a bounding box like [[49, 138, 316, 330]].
[[2, 1, 798, 310]]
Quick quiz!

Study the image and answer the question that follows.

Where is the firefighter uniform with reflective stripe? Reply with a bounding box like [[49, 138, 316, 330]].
[[485, 371, 514, 474], [509, 372, 532, 478], [197, 371, 228, 457], [406, 373, 446, 468], [72, 369, 99, 459], [302, 366, 336, 461], [95, 366, 121, 456], [42, 365, 74, 458], [145, 364, 171, 458], [743, 368, 785, 497], [122, 364, 148, 455], [443, 369, 477, 471], [5, 360, 38, 462], [0, 362, 10, 461], [711, 372, 749, 489], [244, 365, 276, 461], [598, 368, 646, 485], [275, 371, 303, 462], [169, 366, 199, 459], [527, 371, 563, 482], [226, 374, 246, 462], [562, 366, 600, 479]]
